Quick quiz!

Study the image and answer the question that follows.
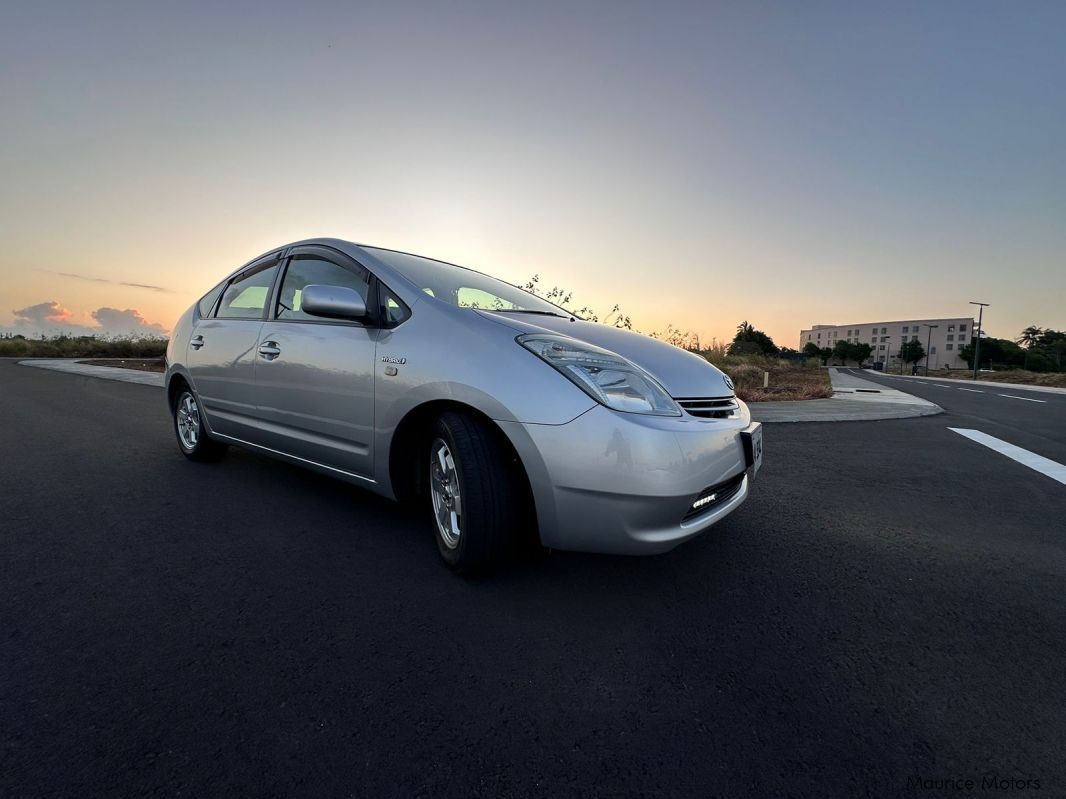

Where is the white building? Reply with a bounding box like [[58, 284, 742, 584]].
[[798, 317, 975, 370]]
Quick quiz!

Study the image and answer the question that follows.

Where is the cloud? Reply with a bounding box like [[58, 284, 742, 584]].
[[5, 300, 168, 338], [40, 269, 174, 293], [91, 307, 167, 335], [13, 301, 77, 325]]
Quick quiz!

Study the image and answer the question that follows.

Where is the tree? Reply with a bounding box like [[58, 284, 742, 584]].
[[959, 337, 1025, 370], [1035, 330, 1066, 370], [803, 341, 823, 360], [898, 340, 926, 372], [818, 346, 833, 366], [1016, 326, 1044, 349], [853, 342, 873, 365], [729, 320, 779, 356], [832, 339, 851, 365]]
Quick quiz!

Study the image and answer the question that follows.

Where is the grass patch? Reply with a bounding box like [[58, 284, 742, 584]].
[[924, 368, 1066, 388], [0, 335, 167, 359], [696, 348, 833, 402]]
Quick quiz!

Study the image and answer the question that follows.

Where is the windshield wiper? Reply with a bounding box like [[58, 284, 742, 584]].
[[490, 309, 572, 319]]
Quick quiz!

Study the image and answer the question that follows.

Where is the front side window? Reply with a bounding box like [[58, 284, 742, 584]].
[[216, 261, 279, 319], [276, 256, 370, 322]]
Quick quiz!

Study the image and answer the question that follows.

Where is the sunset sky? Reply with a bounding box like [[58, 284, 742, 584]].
[[2, 1, 1064, 347]]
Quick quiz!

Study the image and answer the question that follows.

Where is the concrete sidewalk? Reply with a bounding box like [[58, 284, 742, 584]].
[[19, 359, 164, 387], [864, 370, 1066, 396], [750, 368, 941, 423]]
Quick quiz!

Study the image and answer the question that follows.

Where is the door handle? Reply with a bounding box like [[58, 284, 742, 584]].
[[190, 335, 204, 350], [257, 341, 281, 360]]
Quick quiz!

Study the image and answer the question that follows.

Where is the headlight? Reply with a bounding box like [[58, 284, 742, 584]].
[[518, 334, 681, 416]]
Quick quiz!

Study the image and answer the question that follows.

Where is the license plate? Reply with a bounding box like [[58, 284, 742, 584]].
[[741, 423, 763, 478]]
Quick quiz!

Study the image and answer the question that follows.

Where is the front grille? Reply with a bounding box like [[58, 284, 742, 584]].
[[682, 473, 745, 523], [675, 396, 739, 419]]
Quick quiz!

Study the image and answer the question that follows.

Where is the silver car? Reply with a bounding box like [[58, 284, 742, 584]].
[[166, 239, 762, 572]]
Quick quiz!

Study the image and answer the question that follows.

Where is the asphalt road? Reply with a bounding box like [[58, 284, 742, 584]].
[[2, 361, 1064, 797], [843, 368, 1066, 464]]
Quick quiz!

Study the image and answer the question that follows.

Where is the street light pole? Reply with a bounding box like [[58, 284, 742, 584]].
[[969, 302, 989, 380], [923, 324, 938, 376]]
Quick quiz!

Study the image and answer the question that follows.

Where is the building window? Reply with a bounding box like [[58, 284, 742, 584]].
[[879, 344, 885, 351], [947, 334, 954, 341], [960, 324, 967, 332], [931, 346, 937, 354], [902, 326, 909, 333], [946, 343, 953, 351], [912, 335, 919, 341], [807, 334, 811, 341], [881, 327, 887, 334], [948, 325, 955, 332]]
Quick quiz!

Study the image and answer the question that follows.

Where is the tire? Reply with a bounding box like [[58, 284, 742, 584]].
[[428, 411, 523, 574], [173, 386, 228, 462]]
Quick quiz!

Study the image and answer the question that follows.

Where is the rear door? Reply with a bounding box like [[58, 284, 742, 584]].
[[186, 254, 280, 440], [252, 246, 377, 478]]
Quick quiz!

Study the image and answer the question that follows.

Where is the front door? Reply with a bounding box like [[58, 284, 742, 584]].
[[186, 256, 280, 439], [252, 247, 377, 478]]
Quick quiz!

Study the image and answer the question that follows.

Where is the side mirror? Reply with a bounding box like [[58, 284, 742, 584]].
[[300, 284, 368, 321]]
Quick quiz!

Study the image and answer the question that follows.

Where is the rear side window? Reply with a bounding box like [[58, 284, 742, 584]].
[[197, 282, 225, 318], [216, 261, 279, 319], [276, 255, 370, 321]]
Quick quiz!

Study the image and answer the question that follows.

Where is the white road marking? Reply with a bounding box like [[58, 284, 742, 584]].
[[934, 385, 951, 388], [997, 394, 1047, 403], [957, 388, 984, 393], [948, 428, 1066, 486], [915, 381, 928, 384]]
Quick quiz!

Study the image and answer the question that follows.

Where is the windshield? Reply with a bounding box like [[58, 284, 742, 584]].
[[364, 247, 570, 316]]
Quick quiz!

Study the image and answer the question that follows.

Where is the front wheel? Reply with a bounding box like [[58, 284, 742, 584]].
[[429, 412, 523, 574], [173, 388, 227, 462]]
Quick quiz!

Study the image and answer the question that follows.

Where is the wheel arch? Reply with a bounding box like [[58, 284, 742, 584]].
[[387, 399, 539, 540]]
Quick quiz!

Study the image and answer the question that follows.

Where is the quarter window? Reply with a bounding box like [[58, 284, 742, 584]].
[[197, 282, 226, 318], [276, 255, 371, 322], [216, 261, 279, 319], [380, 285, 410, 326]]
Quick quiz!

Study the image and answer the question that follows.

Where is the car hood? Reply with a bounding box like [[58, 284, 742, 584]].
[[476, 311, 734, 398]]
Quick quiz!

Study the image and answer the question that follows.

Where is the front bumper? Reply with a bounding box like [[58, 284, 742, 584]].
[[497, 404, 755, 555]]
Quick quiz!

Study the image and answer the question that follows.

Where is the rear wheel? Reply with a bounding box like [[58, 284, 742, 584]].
[[429, 411, 522, 574], [173, 388, 227, 462]]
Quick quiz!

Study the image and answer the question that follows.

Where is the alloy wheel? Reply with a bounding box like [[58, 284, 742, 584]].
[[430, 438, 463, 549]]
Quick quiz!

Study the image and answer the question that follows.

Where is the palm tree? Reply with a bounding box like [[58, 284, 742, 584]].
[[1016, 326, 1044, 349], [736, 321, 754, 336]]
